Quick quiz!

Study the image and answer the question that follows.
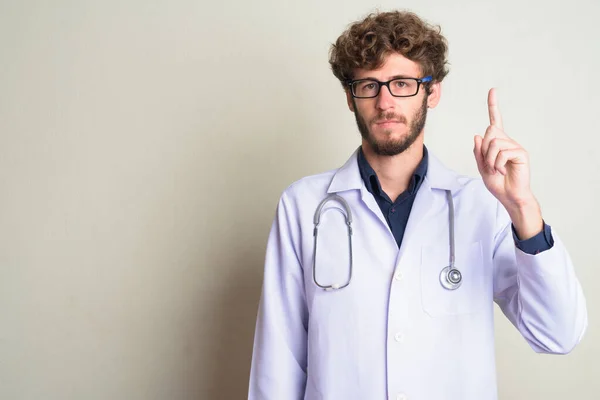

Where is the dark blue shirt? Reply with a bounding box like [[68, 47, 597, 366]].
[[357, 146, 553, 254]]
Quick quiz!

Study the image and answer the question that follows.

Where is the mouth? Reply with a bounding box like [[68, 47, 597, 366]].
[[374, 120, 401, 128]]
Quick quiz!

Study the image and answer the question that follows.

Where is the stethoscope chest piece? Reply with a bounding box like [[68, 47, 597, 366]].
[[440, 266, 462, 290]]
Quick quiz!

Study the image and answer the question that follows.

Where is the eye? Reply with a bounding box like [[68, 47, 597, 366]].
[[394, 80, 407, 88], [360, 82, 377, 90]]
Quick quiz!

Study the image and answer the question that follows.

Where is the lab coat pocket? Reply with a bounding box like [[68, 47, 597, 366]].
[[420, 241, 485, 317]]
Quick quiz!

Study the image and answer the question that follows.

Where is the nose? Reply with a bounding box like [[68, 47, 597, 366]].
[[375, 84, 395, 111]]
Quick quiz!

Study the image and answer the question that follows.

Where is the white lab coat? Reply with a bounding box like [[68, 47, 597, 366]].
[[248, 149, 587, 400]]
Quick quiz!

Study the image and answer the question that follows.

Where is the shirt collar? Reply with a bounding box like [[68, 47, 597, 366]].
[[327, 146, 461, 194], [357, 145, 429, 198]]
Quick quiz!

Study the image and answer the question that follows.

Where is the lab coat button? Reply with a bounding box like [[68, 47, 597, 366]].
[[394, 272, 403, 281], [396, 394, 407, 400], [394, 332, 404, 342]]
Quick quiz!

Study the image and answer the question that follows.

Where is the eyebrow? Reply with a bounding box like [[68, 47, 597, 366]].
[[357, 74, 415, 81]]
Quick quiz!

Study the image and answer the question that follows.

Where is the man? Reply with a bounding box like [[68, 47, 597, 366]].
[[248, 10, 587, 400]]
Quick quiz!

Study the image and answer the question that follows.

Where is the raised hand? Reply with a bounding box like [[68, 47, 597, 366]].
[[473, 88, 542, 239]]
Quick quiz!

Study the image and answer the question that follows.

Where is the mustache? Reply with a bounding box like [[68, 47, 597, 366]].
[[371, 112, 407, 124]]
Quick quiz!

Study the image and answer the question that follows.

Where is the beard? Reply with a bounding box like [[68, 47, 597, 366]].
[[353, 95, 428, 156]]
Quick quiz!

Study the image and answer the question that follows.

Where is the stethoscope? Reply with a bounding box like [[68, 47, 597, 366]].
[[312, 190, 462, 291]]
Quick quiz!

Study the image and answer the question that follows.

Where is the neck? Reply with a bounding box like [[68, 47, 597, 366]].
[[361, 137, 424, 202]]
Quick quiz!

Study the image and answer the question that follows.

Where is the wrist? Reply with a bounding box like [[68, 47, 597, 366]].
[[506, 198, 543, 240]]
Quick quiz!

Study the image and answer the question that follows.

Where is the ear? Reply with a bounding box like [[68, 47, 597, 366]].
[[427, 82, 442, 109], [345, 89, 355, 112]]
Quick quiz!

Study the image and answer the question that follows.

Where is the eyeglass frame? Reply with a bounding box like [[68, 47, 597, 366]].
[[346, 75, 433, 98]]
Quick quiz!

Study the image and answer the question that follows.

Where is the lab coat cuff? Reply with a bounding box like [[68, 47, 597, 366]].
[[514, 226, 566, 278]]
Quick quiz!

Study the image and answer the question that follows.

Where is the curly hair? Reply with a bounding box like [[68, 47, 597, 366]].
[[329, 11, 449, 93]]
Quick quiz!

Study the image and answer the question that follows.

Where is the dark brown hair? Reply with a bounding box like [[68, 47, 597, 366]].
[[329, 11, 449, 92]]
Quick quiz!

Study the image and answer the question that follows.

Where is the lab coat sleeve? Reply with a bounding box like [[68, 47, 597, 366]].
[[492, 200, 588, 354], [248, 190, 308, 399]]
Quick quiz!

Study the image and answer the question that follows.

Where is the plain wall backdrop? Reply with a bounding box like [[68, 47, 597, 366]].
[[0, 0, 598, 398]]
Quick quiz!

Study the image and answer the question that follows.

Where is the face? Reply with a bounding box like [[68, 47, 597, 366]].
[[346, 53, 441, 156]]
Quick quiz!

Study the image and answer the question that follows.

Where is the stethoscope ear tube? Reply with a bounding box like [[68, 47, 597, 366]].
[[312, 194, 353, 290], [313, 194, 353, 225]]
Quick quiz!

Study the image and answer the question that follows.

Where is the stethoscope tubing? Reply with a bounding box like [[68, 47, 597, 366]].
[[313, 190, 462, 291]]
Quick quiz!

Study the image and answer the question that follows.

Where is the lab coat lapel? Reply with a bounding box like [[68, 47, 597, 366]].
[[359, 184, 395, 241], [326, 148, 363, 193], [326, 148, 463, 255], [397, 153, 462, 261], [327, 148, 397, 235], [396, 176, 436, 261]]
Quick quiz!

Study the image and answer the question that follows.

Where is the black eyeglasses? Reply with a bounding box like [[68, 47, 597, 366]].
[[347, 76, 432, 98]]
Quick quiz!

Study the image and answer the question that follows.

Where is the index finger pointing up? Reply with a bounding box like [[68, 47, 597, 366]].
[[488, 88, 504, 130]]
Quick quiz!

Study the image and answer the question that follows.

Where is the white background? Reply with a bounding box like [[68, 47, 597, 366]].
[[0, 0, 598, 398]]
